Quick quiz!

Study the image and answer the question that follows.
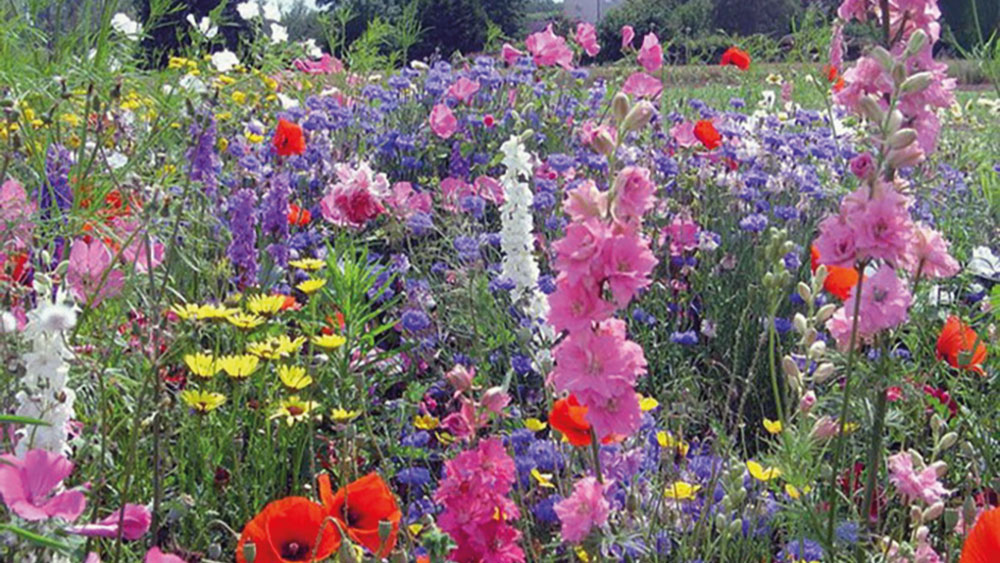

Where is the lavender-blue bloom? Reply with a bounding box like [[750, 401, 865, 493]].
[[227, 188, 258, 288], [400, 309, 431, 332], [40, 143, 74, 215], [670, 330, 698, 346], [187, 116, 220, 197]]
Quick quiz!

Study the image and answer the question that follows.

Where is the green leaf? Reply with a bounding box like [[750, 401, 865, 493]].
[[0, 524, 72, 552], [0, 414, 50, 426]]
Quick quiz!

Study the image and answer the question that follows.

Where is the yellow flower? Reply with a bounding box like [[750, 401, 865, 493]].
[[170, 303, 201, 320], [180, 389, 226, 413], [784, 483, 812, 500], [524, 418, 547, 432], [763, 418, 783, 435], [171, 303, 237, 321], [247, 335, 306, 360], [638, 394, 659, 411], [574, 547, 590, 562], [247, 132, 265, 144], [664, 481, 701, 500], [746, 460, 782, 481], [766, 73, 784, 84], [435, 431, 455, 445], [656, 431, 690, 457], [183, 353, 219, 378], [271, 396, 318, 426], [61, 113, 81, 127], [277, 364, 313, 390], [312, 333, 346, 349], [413, 414, 439, 430], [247, 294, 287, 315], [330, 408, 361, 423], [288, 258, 325, 271], [217, 354, 259, 379], [407, 523, 423, 537], [296, 278, 327, 295], [231, 91, 247, 104], [531, 468, 555, 488], [227, 312, 266, 329]]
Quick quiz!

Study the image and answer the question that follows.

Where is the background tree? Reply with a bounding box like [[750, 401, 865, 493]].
[[134, 0, 255, 68]]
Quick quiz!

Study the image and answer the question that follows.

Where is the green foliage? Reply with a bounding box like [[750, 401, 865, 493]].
[[412, 0, 489, 59]]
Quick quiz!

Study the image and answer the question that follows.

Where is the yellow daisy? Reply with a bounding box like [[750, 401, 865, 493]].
[[247, 335, 307, 360], [271, 396, 318, 426], [311, 333, 346, 349], [330, 407, 361, 423], [656, 431, 690, 457], [296, 278, 327, 295], [638, 394, 659, 411], [530, 468, 555, 488], [414, 414, 439, 430], [246, 294, 287, 316], [183, 353, 219, 378], [180, 390, 226, 413], [524, 418, 547, 432], [288, 258, 325, 271], [277, 365, 313, 390], [227, 312, 266, 330], [217, 354, 259, 379], [763, 418, 783, 435]]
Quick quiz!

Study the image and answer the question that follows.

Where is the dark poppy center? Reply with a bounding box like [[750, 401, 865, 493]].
[[280, 540, 311, 560], [341, 505, 362, 527]]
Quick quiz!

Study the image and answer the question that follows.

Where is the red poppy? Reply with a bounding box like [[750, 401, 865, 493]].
[[720, 47, 751, 71], [287, 204, 311, 226], [321, 312, 346, 335], [318, 473, 401, 558], [693, 120, 721, 150], [936, 316, 987, 374], [961, 505, 1000, 562], [273, 118, 306, 157], [235, 497, 340, 563], [549, 395, 592, 446], [824, 64, 845, 92], [810, 245, 859, 301]]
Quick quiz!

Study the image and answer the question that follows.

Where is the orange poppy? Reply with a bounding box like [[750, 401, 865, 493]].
[[287, 204, 311, 226], [273, 118, 306, 157], [720, 47, 751, 71], [549, 395, 592, 446], [318, 473, 401, 557], [235, 497, 340, 563], [961, 505, 1000, 562], [824, 64, 846, 92], [810, 245, 859, 301], [693, 120, 722, 150], [937, 316, 988, 375]]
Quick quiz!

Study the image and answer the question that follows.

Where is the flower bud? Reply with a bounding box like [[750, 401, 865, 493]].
[[612, 92, 631, 123], [929, 460, 948, 478], [887, 143, 925, 169], [886, 109, 904, 135], [727, 518, 744, 536], [922, 502, 945, 522], [519, 128, 535, 143], [410, 60, 430, 71], [445, 364, 474, 394], [481, 387, 510, 414], [798, 390, 816, 413], [910, 506, 923, 523], [871, 46, 893, 70], [801, 327, 818, 347], [715, 512, 729, 531], [592, 130, 616, 156], [814, 265, 828, 288], [900, 72, 933, 94], [891, 62, 906, 86], [813, 362, 835, 383], [816, 304, 836, 324], [797, 282, 812, 304], [937, 432, 959, 452], [622, 100, 655, 133], [808, 340, 826, 359], [905, 30, 928, 57], [887, 128, 917, 149], [793, 313, 808, 334], [781, 355, 800, 380], [763, 272, 775, 288], [242, 541, 257, 563]]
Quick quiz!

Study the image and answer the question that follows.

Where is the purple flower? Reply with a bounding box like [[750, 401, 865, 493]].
[[738, 213, 769, 233], [779, 538, 824, 562], [261, 174, 291, 267], [226, 188, 258, 288], [395, 468, 431, 488], [187, 115, 221, 197], [400, 309, 431, 332], [670, 330, 698, 346], [40, 144, 74, 216]]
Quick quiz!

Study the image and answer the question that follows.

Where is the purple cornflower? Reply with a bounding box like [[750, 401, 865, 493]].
[[400, 309, 431, 332], [41, 144, 74, 215], [738, 213, 769, 233], [670, 330, 698, 346], [226, 188, 258, 289]]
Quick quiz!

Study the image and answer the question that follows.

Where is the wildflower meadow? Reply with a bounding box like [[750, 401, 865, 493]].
[[1, 0, 999, 561]]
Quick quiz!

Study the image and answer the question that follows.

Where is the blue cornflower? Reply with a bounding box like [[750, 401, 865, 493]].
[[739, 213, 769, 233], [400, 309, 431, 332], [670, 330, 698, 346], [395, 467, 431, 488]]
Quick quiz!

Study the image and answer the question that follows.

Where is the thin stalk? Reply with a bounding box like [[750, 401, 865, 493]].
[[589, 428, 604, 484], [767, 299, 786, 425]]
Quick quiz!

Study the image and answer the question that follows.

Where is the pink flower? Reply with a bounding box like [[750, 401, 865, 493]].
[[448, 77, 480, 104], [563, 179, 608, 222], [577, 384, 642, 439], [577, 121, 617, 155], [611, 166, 655, 221], [0, 179, 35, 251], [621, 25, 635, 50], [292, 53, 343, 75], [552, 219, 610, 285], [849, 152, 875, 179], [830, 23, 844, 70], [385, 181, 432, 219], [636, 33, 662, 73], [907, 224, 959, 279], [480, 387, 510, 415], [849, 185, 915, 264], [551, 320, 645, 400], [669, 121, 699, 149], [835, 56, 892, 115], [429, 103, 458, 139], [67, 238, 125, 307], [501, 43, 524, 65], [474, 175, 505, 205], [599, 232, 656, 305], [547, 277, 614, 334], [663, 215, 700, 255], [146, 547, 186, 563], [888, 452, 949, 505], [838, 0, 869, 21], [445, 364, 475, 394], [826, 265, 912, 350], [319, 162, 388, 228], [0, 449, 87, 522], [68, 503, 152, 540], [113, 218, 165, 273], [525, 24, 574, 69], [621, 71, 662, 99], [554, 477, 609, 543], [814, 214, 858, 268], [574, 22, 600, 58]]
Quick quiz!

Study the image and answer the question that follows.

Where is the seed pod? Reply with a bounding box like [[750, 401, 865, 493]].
[[612, 92, 631, 123], [905, 30, 928, 57], [887, 128, 918, 149], [937, 432, 959, 452], [900, 72, 933, 94], [793, 313, 808, 334], [922, 502, 945, 522]]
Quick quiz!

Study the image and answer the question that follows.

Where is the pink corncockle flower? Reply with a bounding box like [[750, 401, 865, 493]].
[[0, 179, 35, 250], [662, 215, 700, 256], [907, 224, 959, 279], [621, 25, 635, 50], [670, 121, 699, 149], [67, 238, 125, 307], [826, 265, 912, 350], [447, 77, 480, 104], [292, 53, 343, 75], [547, 276, 614, 334], [622, 71, 662, 99], [552, 219, 610, 285], [68, 503, 152, 540], [564, 179, 608, 222], [501, 43, 524, 65], [554, 477, 610, 544], [429, 103, 458, 139], [849, 152, 875, 179], [599, 232, 657, 305], [0, 449, 87, 522], [473, 175, 505, 205], [319, 162, 389, 228], [112, 218, 165, 273], [525, 24, 573, 69], [611, 166, 656, 222], [636, 32, 662, 73], [385, 181, 432, 219], [574, 22, 600, 57], [888, 452, 949, 505]]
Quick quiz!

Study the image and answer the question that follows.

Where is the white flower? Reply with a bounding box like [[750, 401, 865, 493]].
[[186, 14, 218, 39], [302, 38, 322, 58], [968, 246, 1000, 280], [410, 60, 429, 71], [1, 311, 17, 333], [270, 23, 288, 44], [277, 93, 300, 109], [236, 1, 260, 20], [210, 49, 240, 73], [262, 1, 281, 21], [110, 13, 141, 40], [498, 135, 544, 322], [32, 301, 77, 334], [179, 73, 207, 94]]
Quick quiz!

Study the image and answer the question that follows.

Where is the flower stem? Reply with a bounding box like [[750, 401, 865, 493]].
[[589, 428, 604, 484]]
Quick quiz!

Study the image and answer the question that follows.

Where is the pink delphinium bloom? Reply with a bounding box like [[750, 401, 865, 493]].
[[611, 166, 656, 221], [551, 330, 635, 398], [67, 238, 125, 307], [621, 25, 635, 50], [835, 56, 893, 114], [547, 277, 614, 334], [830, 23, 844, 70], [579, 384, 642, 439], [292, 53, 343, 75], [838, 0, 869, 22], [525, 24, 574, 69], [0, 179, 35, 250], [622, 71, 662, 99], [67, 503, 152, 540], [564, 179, 608, 222], [577, 121, 617, 154], [814, 214, 859, 268], [501, 43, 524, 65], [599, 232, 656, 305], [552, 220, 610, 285], [849, 152, 875, 179], [663, 215, 700, 256], [907, 224, 959, 279], [827, 265, 912, 349], [636, 32, 663, 73], [319, 162, 389, 228], [0, 449, 87, 522], [429, 103, 458, 139], [574, 22, 600, 57], [887, 452, 949, 505], [448, 77, 480, 104], [480, 387, 511, 415], [849, 185, 915, 265], [554, 477, 610, 543]]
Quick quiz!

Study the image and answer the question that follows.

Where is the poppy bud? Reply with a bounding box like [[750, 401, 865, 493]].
[[891, 62, 907, 86], [622, 100, 655, 133], [905, 30, 928, 57], [242, 541, 256, 563], [936, 432, 958, 452], [519, 128, 535, 143], [612, 92, 631, 123], [796, 282, 812, 304], [909, 506, 923, 523], [816, 304, 836, 323], [922, 502, 945, 522], [793, 313, 808, 334], [339, 538, 360, 563], [929, 460, 948, 478], [887, 128, 917, 149]]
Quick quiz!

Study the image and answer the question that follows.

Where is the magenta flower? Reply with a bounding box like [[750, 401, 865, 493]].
[[611, 166, 656, 221], [907, 224, 959, 279], [599, 232, 657, 305], [621, 25, 635, 50], [669, 121, 699, 149], [66, 238, 125, 307], [292, 53, 343, 75], [384, 181, 432, 219], [554, 477, 610, 544], [574, 22, 600, 58], [67, 503, 152, 540], [0, 449, 87, 522], [501, 43, 524, 65], [826, 265, 912, 350], [525, 24, 573, 69], [319, 162, 389, 228], [447, 77, 480, 104], [552, 219, 610, 285], [145, 547, 187, 563], [636, 32, 662, 73], [888, 452, 949, 505], [846, 185, 915, 265], [0, 179, 35, 251], [621, 71, 662, 99], [547, 277, 614, 334], [429, 103, 458, 139]]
